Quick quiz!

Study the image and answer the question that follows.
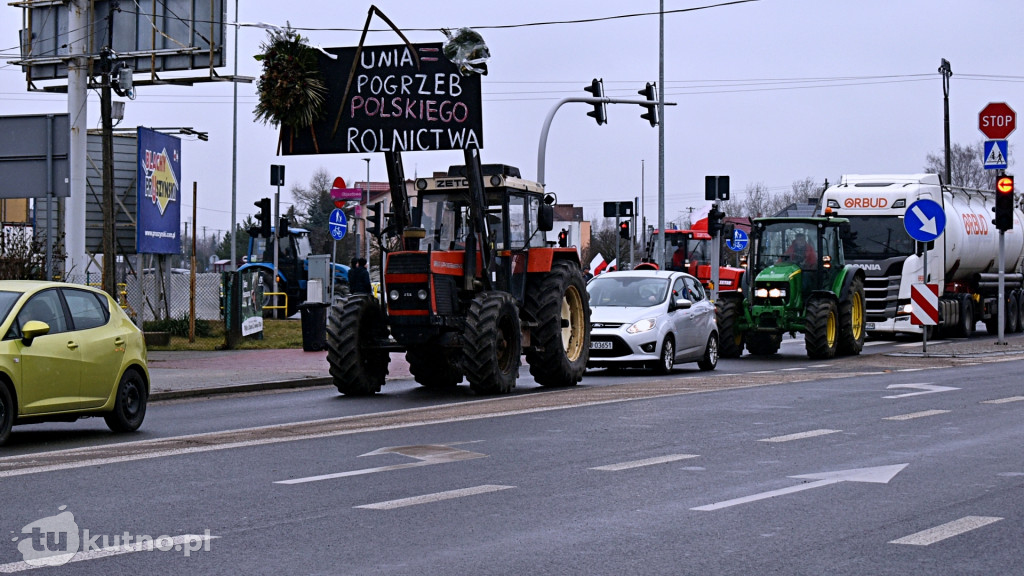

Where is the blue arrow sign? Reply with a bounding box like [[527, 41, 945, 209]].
[[725, 228, 749, 252], [329, 208, 348, 240], [983, 139, 1009, 170], [904, 199, 945, 242]]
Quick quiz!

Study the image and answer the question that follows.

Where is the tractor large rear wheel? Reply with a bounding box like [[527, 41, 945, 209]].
[[805, 297, 838, 359], [715, 297, 745, 358], [523, 261, 590, 387], [326, 295, 390, 395], [837, 274, 866, 356], [463, 292, 521, 395], [407, 344, 463, 390]]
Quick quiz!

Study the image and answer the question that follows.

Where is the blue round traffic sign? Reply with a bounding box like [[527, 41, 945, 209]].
[[904, 199, 946, 242], [329, 208, 348, 240], [725, 228, 749, 252]]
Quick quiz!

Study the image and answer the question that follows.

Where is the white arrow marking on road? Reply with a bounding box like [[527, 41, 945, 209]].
[[883, 383, 960, 399], [355, 485, 514, 510], [275, 444, 487, 485], [691, 463, 908, 511], [912, 204, 937, 236]]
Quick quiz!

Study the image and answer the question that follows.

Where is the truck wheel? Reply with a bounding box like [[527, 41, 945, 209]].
[[715, 298, 745, 358], [523, 261, 590, 386], [805, 297, 838, 359], [463, 292, 521, 395], [407, 344, 463, 389], [957, 295, 975, 338], [746, 333, 781, 356], [837, 275, 866, 356], [1007, 296, 1020, 334], [327, 295, 390, 395]]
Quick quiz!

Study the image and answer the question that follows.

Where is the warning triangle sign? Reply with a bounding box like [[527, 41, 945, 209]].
[[985, 142, 1006, 165]]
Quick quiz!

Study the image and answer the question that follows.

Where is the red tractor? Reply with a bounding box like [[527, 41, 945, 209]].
[[327, 157, 591, 395]]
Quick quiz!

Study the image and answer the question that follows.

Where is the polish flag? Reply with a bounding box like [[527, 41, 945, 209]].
[[689, 202, 713, 231], [604, 258, 618, 273], [591, 253, 608, 275]]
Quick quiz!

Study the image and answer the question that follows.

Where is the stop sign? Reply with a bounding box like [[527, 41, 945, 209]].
[[979, 102, 1016, 139]]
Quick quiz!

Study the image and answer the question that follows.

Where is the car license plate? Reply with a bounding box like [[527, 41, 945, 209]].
[[865, 322, 875, 330], [591, 341, 613, 350]]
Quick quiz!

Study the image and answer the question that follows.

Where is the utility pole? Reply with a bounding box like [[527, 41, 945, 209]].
[[939, 59, 953, 186], [100, 1, 120, 298]]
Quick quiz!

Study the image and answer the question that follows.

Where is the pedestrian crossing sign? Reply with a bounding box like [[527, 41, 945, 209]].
[[984, 140, 1008, 170]]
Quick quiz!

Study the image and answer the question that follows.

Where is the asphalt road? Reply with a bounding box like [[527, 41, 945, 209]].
[[1, 337, 1022, 575]]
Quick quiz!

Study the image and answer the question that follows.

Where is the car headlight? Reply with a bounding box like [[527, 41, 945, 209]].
[[626, 318, 657, 334]]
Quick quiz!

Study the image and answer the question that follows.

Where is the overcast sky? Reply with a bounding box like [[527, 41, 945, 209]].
[[2, 0, 1023, 238]]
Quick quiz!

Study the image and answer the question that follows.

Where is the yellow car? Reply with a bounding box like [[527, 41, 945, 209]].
[[0, 280, 150, 445]]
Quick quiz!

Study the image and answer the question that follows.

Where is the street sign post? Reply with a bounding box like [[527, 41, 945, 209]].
[[910, 283, 939, 326], [904, 199, 946, 353], [979, 102, 1016, 140]]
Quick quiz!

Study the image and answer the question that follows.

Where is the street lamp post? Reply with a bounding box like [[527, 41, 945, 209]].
[[363, 158, 371, 263], [939, 59, 953, 186]]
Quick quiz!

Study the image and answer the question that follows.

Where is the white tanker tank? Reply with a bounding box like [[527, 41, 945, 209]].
[[821, 173, 1024, 337]]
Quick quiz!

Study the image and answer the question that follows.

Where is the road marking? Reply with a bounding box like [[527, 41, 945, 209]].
[[883, 409, 950, 421], [982, 396, 1024, 404], [889, 516, 1002, 546], [758, 429, 841, 443], [894, 340, 949, 348], [780, 368, 807, 372], [0, 534, 217, 573], [748, 370, 775, 374], [590, 454, 699, 471], [806, 364, 833, 368], [693, 463, 907, 511], [883, 383, 960, 398], [354, 484, 514, 510], [863, 341, 889, 347], [275, 444, 486, 485]]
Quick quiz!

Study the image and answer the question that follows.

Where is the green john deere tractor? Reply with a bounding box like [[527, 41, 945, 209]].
[[724, 216, 866, 359]]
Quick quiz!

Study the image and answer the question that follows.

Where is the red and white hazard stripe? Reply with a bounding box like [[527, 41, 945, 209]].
[[910, 283, 939, 326]]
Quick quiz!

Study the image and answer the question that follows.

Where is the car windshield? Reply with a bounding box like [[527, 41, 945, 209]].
[[587, 276, 669, 308], [841, 215, 915, 259], [0, 291, 19, 325]]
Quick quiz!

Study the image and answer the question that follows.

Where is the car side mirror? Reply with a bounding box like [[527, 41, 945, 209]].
[[674, 298, 693, 310], [21, 320, 50, 346]]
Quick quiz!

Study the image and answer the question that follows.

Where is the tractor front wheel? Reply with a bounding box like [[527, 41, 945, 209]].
[[463, 292, 521, 395], [805, 297, 838, 359], [715, 298, 745, 358], [837, 274, 866, 356], [326, 295, 390, 395]]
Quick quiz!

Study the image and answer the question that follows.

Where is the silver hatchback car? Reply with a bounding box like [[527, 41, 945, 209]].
[[586, 270, 718, 373]]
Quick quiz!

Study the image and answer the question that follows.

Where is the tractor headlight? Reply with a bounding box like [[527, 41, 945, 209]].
[[768, 288, 786, 299], [389, 289, 400, 301], [417, 289, 429, 300], [626, 318, 657, 334], [755, 288, 768, 298]]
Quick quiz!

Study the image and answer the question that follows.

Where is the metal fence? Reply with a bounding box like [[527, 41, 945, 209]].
[[67, 269, 223, 325]]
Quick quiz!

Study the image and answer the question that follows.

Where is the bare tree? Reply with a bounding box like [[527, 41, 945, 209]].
[[726, 178, 825, 219], [924, 141, 999, 189]]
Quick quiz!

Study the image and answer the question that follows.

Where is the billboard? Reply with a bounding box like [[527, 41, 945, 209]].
[[0, 114, 69, 199], [18, 0, 226, 81], [281, 43, 483, 156], [136, 128, 181, 254]]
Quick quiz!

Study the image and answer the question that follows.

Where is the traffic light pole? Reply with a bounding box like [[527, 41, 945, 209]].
[[273, 184, 280, 319], [998, 230, 1005, 345], [615, 214, 621, 272], [536, 96, 676, 187]]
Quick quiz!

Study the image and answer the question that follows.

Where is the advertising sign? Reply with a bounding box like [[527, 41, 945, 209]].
[[281, 42, 483, 155], [136, 127, 182, 254]]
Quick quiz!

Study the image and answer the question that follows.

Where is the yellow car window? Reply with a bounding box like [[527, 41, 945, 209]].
[[16, 290, 67, 335], [63, 288, 110, 331]]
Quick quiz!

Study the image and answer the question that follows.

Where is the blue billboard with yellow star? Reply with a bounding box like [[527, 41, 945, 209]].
[[136, 127, 182, 254]]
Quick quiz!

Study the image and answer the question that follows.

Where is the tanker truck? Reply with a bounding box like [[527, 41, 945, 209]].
[[820, 173, 1024, 337]]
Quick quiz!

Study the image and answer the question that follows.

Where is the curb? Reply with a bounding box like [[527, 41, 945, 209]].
[[150, 378, 333, 401]]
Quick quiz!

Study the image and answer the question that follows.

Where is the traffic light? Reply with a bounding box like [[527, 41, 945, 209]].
[[995, 175, 1015, 231], [619, 221, 630, 239], [638, 82, 659, 127], [278, 217, 289, 238], [584, 78, 607, 125], [558, 229, 568, 247], [708, 205, 726, 236], [251, 197, 271, 238], [366, 201, 383, 237]]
